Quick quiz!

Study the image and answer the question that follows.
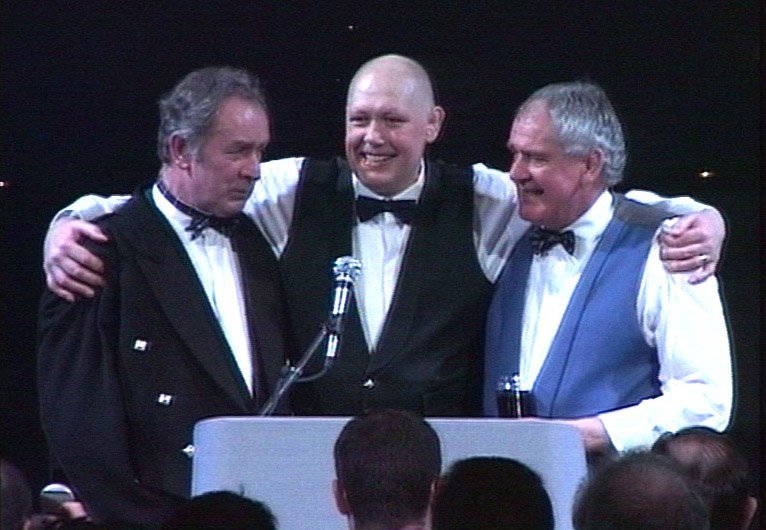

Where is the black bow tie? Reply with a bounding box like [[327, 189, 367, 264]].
[[530, 227, 576, 256], [356, 196, 419, 224], [185, 214, 241, 240], [157, 180, 242, 240]]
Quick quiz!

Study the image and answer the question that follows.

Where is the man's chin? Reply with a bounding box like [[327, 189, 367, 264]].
[[354, 168, 419, 197], [353, 168, 390, 190], [519, 206, 546, 227], [361, 178, 402, 197], [215, 201, 247, 218]]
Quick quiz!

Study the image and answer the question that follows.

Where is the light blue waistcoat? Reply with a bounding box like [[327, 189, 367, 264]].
[[484, 195, 669, 418]]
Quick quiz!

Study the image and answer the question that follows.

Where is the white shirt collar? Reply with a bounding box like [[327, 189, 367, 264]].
[[153, 183, 189, 226], [152, 183, 217, 242], [564, 189, 614, 244], [534, 189, 614, 260]]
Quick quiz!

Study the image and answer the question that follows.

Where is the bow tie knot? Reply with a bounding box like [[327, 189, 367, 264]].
[[185, 214, 241, 240], [157, 179, 242, 240], [530, 227, 576, 256], [356, 196, 419, 224]]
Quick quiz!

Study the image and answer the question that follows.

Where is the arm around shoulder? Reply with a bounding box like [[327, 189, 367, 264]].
[[625, 189, 726, 282], [44, 217, 111, 301]]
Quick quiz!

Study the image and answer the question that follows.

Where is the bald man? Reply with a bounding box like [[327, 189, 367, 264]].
[[44, 55, 724, 416]]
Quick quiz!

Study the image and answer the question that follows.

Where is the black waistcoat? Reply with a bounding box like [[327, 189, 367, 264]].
[[280, 157, 493, 416]]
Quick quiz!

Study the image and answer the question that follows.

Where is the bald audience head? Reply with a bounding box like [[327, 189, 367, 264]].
[[573, 451, 710, 530], [345, 54, 445, 197], [652, 427, 758, 530]]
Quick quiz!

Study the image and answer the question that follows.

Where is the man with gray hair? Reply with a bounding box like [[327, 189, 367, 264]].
[[483, 81, 732, 456], [37, 66, 289, 526]]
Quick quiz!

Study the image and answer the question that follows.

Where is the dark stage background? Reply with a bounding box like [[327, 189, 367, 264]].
[[2, 0, 760, 506]]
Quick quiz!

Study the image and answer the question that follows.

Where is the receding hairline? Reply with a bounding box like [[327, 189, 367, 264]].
[[347, 54, 436, 108]]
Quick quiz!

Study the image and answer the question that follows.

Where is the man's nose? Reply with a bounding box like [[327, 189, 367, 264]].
[[241, 152, 262, 180], [363, 120, 384, 145], [509, 157, 529, 182]]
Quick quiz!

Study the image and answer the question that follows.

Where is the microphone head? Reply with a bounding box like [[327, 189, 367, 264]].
[[333, 256, 362, 281], [39, 483, 75, 513]]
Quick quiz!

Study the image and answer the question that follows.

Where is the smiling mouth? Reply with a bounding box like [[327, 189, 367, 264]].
[[520, 187, 544, 197], [361, 153, 394, 165]]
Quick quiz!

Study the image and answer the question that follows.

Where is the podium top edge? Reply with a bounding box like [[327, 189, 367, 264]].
[[194, 416, 582, 435]]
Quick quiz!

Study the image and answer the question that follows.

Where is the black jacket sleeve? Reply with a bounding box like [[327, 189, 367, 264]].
[[37, 240, 181, 526]]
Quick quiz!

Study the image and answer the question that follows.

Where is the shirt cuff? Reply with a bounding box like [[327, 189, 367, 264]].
[[597, 405, 666, 452], [51, 209, 78, 224]]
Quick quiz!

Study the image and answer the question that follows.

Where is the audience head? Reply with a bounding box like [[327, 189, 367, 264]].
[[431, 456, 554, 530], [333, 409, 442, 529], [156, 66, 271, 217], [345, 54, 445, 197], [161, 490, 276, 530], [508, 81, 624, 230], [572, 451, 710, 530], [1, 459, 33, 530], [652, 427, 758, 530]]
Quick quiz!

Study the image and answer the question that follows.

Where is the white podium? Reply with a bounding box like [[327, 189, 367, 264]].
[[192, 417, 586, 530]]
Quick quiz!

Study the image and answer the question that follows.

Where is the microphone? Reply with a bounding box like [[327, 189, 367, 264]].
[[325, 256, 362, 362], [39, 483, 75, 514], [259, 256, 361, 415]]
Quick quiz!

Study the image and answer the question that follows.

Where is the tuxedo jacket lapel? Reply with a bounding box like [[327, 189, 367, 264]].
[[231, 216, 288, 408], [369, 164, 445, 372], [119, 193, 253, 411]]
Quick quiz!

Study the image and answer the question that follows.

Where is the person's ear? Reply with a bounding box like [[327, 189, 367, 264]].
[[425, 106, 446, 144], [424, 477, 441, 526], [429, 477, 440, 500], [582, 148, 604, 185], [332, 478, 351, 516], [741, 496, 758, 530], [169, 134, 192, 169]]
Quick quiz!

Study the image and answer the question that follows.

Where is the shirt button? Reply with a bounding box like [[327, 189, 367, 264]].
[[362, 379, 375, 389]]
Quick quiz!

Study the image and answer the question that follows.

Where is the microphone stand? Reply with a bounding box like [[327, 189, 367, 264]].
[[259, 256, 361, 416], [258, 320, 337, 416]]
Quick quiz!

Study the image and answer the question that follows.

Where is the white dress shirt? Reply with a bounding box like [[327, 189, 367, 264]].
[[520, 190, 732, 450], [351, 171, 423, 348], [151, 185, 255, 395]]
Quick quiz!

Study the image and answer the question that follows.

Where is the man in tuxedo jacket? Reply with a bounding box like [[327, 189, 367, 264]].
[[37, 67, 289, 526]]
